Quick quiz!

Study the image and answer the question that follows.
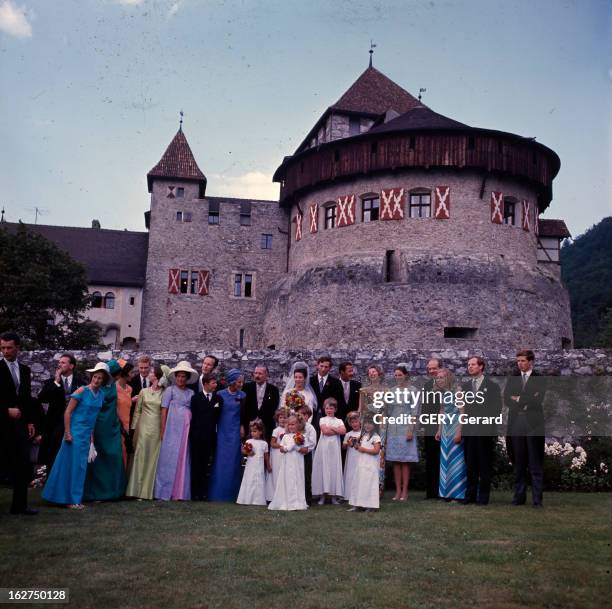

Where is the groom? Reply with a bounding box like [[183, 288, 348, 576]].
[[309, 356, 343, 434]]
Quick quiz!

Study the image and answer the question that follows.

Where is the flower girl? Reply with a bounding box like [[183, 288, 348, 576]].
[[342, 411, 361, 502], [347, 416, 382, 512], [312, 398, 346, 505], [237, 420, 270, 506], [268, 414, 308, 511], [265, 407, 289, 502]]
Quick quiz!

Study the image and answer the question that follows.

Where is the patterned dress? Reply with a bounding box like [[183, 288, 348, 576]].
[[439, 399, 467, 499]]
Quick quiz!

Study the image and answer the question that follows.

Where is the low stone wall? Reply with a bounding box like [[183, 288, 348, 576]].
[[16, 348, 612, 392]]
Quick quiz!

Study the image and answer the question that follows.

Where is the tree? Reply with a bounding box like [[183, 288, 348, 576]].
[[0, 223, 101, 349]]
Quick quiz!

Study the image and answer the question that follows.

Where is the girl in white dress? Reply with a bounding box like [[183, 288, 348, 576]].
[[312, 398, 346, 505], [237, 420, 270, 506], [342, 411, 361, 502], [265, 408, 289, 502], [268, 415, 308, 511], [348, 417, 382, 512]]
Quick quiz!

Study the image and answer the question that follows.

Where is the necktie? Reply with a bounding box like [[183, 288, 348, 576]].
[[319, 377, 325, 393], [472, 378, 477, 392], [344, 382, 349, 403], [143, 377, 148, 388], [64, 377, 70, 394], [521, 373, 527, 388], [9, 362, 19, 391], [206, 393, 211, 401]]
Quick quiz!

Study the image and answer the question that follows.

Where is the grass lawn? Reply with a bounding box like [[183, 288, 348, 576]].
[[0, 489, 609, 609]]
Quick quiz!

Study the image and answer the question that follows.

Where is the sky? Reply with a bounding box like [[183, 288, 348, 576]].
[[0, 0, 610, 237]]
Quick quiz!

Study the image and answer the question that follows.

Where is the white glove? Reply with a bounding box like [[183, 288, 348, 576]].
[[88, 442, 98, 463]]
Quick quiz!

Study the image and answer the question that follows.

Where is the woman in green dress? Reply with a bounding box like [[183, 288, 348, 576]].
[[83, 359, 126, 501], [126, 365, 164, 499]]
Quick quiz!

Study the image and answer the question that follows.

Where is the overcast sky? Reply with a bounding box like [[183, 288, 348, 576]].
[[0, 0, 610, 237]]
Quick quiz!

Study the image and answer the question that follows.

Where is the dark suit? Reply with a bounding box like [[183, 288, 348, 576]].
[[0, 359, 36, 513], [38, 374, 86, 469], [461, 376, 502, 505], [337, 379, 362, 421], [241, 381, 279, 441], [504, 370, 546, 506], [422, 378, 441, 499], [190, 391, 222, 500], [310, 374, 344, 433], [129, 374, 149, 426]]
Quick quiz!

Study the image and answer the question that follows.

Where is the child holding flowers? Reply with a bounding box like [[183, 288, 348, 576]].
[[265, 407, 289, 501], [342, 411, 362, 502], [268, 414, 308, 511], [313, 398, 346, 505], [237, 419, 270, 506], [296, 404, 317, 504], [347, 415, 382, 512]]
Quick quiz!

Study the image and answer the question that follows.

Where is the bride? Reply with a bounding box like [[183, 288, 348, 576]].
[[280, 361, 317, 414]]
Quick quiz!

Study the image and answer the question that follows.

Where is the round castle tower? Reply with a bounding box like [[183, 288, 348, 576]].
[[263, 66, 573, 350]]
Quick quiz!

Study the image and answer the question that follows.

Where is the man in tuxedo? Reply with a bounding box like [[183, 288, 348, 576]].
[[241, 365, 279, 441], [422, 357, 442, 499], [337, 361, 361, 421], [461, 356, 502, 505], [0, 332, 38, 515], [504, 349, 546, 508], [38, 353, 86, 471], [129, 355, 152, 402], [189, 355, 219, 394], [190, 373, 222, 500], [310, 356, 343, 433]]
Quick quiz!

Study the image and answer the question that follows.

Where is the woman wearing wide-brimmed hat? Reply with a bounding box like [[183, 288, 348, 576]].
[[154, 361, 198, 501], [83, 359, 127, 502], [42, 363, 111, 509], [208, 368, 246, 501]]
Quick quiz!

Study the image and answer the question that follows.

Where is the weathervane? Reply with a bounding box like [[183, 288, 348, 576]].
[[418, 88, 426, 102], [0, 207, 5, 223], [369, 40, 377, 67], [179, 110, 184, 131]]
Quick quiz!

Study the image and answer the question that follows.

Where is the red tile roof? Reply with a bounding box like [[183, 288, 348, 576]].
[[539, 219, 571, 238], [147, 129, 206, 192], [331, 66, 421, 115]]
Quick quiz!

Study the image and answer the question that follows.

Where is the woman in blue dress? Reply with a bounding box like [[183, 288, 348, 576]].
[[208, 369, 245, 501], [42, 363, 111, 509], [435, 369, 467, 502]]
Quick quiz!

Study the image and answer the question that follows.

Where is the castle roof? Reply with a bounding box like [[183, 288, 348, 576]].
[[539, 219, 571, 238], [367, 104, 471, 133], [147, 129, 207, 194], [4, 222, 149, 287]]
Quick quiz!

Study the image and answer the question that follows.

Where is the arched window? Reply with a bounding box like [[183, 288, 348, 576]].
[[91, 291, 103, 308], [104, 292, 115, 309]]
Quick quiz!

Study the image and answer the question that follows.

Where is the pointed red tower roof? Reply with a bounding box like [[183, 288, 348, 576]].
[[147, 129, 207, 193], [331, 66, 421, 115]]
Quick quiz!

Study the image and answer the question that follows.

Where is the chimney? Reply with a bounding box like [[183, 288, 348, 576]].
[[92, 219, 101, 229]]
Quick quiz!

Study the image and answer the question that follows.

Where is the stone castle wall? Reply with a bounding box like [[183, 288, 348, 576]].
[[140, 179, 289, 351], [17, 348, 612, 393]]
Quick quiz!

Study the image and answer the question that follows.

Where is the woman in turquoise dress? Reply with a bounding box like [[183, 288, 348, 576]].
[[83, 359, 127, 501], [208, 369, 245, 502], [42, 363, 111, 509], [435, 369, 467, 501]]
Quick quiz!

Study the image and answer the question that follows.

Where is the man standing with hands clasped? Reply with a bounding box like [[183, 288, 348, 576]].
[[0, 332, 38, 515]]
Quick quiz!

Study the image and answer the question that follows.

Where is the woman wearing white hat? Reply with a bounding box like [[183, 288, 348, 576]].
[[42, 363, 110, 509], [154, 361, 198, 501]]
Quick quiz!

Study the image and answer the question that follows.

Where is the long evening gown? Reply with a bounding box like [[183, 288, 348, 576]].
[[439, 400, 467, 500]]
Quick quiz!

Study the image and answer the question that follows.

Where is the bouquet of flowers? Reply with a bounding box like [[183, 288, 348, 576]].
[[294, 432, 305, 447], [285, 390, 306, 411], [243, 441, 254, 455]]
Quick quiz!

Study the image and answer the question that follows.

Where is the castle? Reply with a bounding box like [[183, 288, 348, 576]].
[[11, 64, 573, 351]]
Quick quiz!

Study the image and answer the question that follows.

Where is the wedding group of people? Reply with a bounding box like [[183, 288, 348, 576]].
[[1, 329, 547, 515]]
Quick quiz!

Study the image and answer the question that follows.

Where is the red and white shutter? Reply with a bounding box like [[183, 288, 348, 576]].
[[522, 199, 531, 231], [295, 212, 303, 241], [309, 203, 318, 234], [490, 191, 504, 224], [533, 204, 539, 236], [168, 268, 180, 294], [434, 186, 451, 219], [380, 188, 405, 220], [336, 195, 356, 227], [197, 270, 210, 296]]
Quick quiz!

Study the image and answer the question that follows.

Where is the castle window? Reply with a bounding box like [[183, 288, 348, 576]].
[[362, 196, 380, 223], [324, 204, 336, 229], [129, 296, 135, 306], [261, 234, 273, 249], [384, 250, 400, 282], [444, 327, 478, 339], [104, 292, 115, 310], [240, 201, 252, 226], [190, 271, 199, 294], [233, 272, 255, 298], [349, 117, 360, 136], [92, 291, 103, 308], [176, 187, 185, 198], [208, 200, 220, 224], [409, 192, 431, 218], [176, 211, 183, 222], [504, 198, 516, 226], [467, 136, 475, 151], [239, 328, 245, 348], [409, 136, 416, 150], [180, 271, 189, 294]]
